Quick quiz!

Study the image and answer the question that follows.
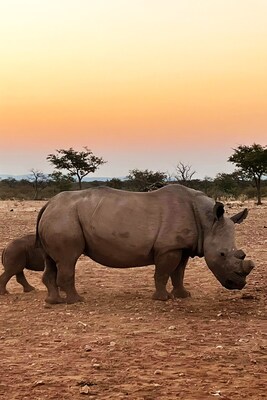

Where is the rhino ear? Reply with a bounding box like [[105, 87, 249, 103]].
[[213, 202, 225, 221], [231, 208, 248, 224]]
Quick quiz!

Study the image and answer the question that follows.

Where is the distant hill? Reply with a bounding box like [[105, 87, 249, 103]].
[[0, 174, 125, 182]]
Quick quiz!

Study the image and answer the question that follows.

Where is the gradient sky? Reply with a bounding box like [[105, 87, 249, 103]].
[[0, 0, 266, 179]]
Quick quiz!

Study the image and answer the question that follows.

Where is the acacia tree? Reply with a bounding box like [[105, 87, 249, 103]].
[[228, 143, 267, 205], [47, 147, 106, 190]]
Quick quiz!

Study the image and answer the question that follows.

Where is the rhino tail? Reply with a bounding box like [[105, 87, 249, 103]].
[[35, 202, 49, 248]]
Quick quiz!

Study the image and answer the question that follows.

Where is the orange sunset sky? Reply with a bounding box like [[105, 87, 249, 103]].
[[0, 0, 266, 178]]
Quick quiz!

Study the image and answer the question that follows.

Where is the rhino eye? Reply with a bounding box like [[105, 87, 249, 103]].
[[220, 252, 225, 257]]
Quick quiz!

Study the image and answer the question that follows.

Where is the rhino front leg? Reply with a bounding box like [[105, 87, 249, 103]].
[[16, 271, 35, 292], [153, 250, 183, 301], [170, 253, 191, 298]]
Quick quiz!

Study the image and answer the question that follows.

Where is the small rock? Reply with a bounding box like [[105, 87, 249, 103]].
[[84, 345, 92, 352], [168, 325, 176, 330], [32, 380, 44, 387], [77, 321, 87, 327], [154, 369, 163, 375], [210, 390, 221, 396], [80, 385, 90, 394]]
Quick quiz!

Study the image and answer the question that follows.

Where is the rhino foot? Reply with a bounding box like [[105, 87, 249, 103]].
[[45, 295, 66, 304], [171, 288, 191, 299], [66, 294, 85, 304], [152, 290, 172, 301]]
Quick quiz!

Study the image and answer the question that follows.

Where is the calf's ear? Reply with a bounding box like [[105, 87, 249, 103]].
[[231, 208, 248, 224]]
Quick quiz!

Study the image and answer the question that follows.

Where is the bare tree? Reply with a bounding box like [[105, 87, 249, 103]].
[[174, 162, 196, 185], [29, 169, 49, 200]]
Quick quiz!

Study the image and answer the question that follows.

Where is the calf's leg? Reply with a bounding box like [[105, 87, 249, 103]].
[[0, 271, 12, 294], [16, 271, 35, 292]]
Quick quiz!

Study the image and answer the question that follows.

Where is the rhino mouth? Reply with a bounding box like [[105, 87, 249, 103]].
[[223, 259, 254, 290], [224, 276, 246, 290]]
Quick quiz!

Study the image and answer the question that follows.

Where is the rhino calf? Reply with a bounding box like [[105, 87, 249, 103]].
[[0, 234, 44, 294]]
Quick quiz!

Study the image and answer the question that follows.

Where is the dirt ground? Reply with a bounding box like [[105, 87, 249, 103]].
[[0, 199, 266, 400]]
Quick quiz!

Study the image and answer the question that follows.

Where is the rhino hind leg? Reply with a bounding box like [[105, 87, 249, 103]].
[[42, 256, 65, 304], [56, 260, 84, 304], [0, 271, 11, 294], [153, 250, 183, 301], [170, 254, 191, 298], [16, 271, 35, 292], [42, 254, 84, 304]]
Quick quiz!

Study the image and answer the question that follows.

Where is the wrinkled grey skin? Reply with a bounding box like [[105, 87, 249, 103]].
[[0, 234, 44, 294], [36, 185, 255, 304]]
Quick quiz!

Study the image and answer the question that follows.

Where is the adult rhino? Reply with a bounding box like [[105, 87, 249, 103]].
[[0, 234, 44, 294], [36, 184, 254, 304]]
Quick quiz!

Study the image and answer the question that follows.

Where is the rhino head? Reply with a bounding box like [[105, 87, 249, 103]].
[[203, 202, 254, 290]]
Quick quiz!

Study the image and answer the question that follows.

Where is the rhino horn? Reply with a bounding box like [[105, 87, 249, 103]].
[[242, 259, 255, 275], [234, 249, 246, 260]]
